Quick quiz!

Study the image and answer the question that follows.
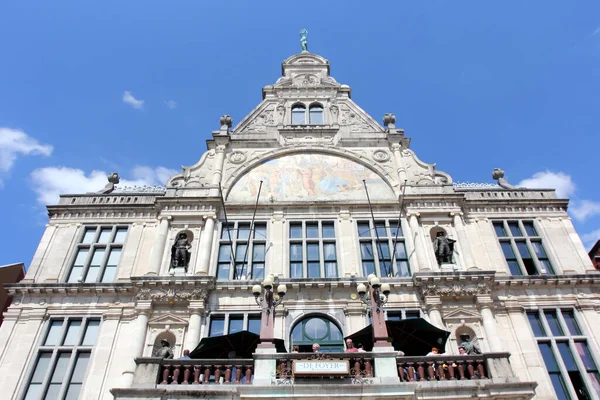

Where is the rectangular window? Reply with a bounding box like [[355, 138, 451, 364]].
[[288, 221, 338, 278], [528, 309, 599, 398], [356, 219, 410, 277], [217, 222, 267, 280], [23, 317, 99, 400], [386, 309, 422, 321], [493, 220, 554, 276], [209, 314, 262, 337], [67, 226, 127, 283]]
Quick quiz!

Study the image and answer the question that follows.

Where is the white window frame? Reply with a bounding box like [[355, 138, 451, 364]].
[[493, 220, 554, 276], [21, 316, 101, 400], [217, 221, 267, 281], [207, 313, 262, 337], [66, 225, 128, 283], [288, 220, 338, 279], [356, 219, 411, 277]]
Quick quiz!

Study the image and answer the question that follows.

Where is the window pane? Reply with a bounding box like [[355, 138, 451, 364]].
[[82, 320, 100, 346], [290, 244, 303, 261], [545, 311, 564, 336], [557, 342, 578, 371], [309, 106, 323, 125], [45, 320, 64, 346], [292, 106, 306, 124], [375, 222, 387, 238], [237, 225, 250, 240], [323, 243, 336, 261], [82, 228, 96, 244], [221, 224, 234, 240], [357, 222, 371, 238], [45, 384, 62, 400], [253, 244, 265, 262], [306, 223, 318, 239], [393, 241, 408, 260], [588, 373, 600, 396], [389, 221, 403, 238], [387, 312, 402, 321], [507, 260, 522, 275], [63, 320, 82, 346], [102, 248, 121, 282], [229, 317, 243, 334], [501, 242, 516, 259], [85, 249, 105, 283], [516, 241, 531, 258], [68, 249, 89, 283], [114, 227, 128, 243], [531, 241, 547, 258], [235, 244, 248, 261], [218, 245, 231, 262], [527, 313, 546, 337], [248, 317, 261, 335], [321, 223, 335, 239], [234, 262, 247, 280], [397, 260, 410, 277], [308, 262, 320, 278], [362, 261, 375, 277], [254, 224, 266, 240], [290, 262, 303, 278], [304, 318, 327, 339], [306, 244, 319, 260], [539, 342, 560, 372], [50, 353, 71, 382], [575, 342, 598, 371], [24, 385, 43, 400], [290, 223, 303, 239], [252, 263, 265, 280], [360, 243, 374, 260], [377, 242, 391, 259], [405, 311, 420, 319], [217, 262, 230, 280], [325, 261, 337, 278], [493, 222, 507, 237], [523, 222, 537, 236], [508, 222, 522, 237], [562, 311, 581, 336], [97, 228, 112, 243], [540, 259, 554, 274], [68, 352, 90, 384], [31, 353, 52, 383], [209, 319, 225, 336], [549, 373, 571, 400]]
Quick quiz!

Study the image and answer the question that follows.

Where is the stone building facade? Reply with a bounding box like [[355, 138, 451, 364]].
[[1, 51, 599, 400]]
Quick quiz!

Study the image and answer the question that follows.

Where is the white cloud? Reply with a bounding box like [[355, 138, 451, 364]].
[[30, 166, 177, 205], [570, 200, 600, 223], [165, 100, 177, 109], [122, 91, 144, 109], [580, 229, 600, 250], [0, 128, 53, 172], [518, 171, 576, 198]]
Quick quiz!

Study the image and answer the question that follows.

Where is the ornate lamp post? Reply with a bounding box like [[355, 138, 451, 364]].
[[357, 274, 392, 349], [253, 275, 287, 349]]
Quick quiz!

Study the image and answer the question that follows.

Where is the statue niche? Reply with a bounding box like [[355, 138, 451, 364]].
[[170, 232, 191, 273], [432, 228, 456, 266]]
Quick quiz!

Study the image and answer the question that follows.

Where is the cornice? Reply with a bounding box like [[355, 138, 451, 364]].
[[5, 282, 134, 296], [495, 274, 600, 288], [131, 276, 216, 304], [413, 271, 495, 299]]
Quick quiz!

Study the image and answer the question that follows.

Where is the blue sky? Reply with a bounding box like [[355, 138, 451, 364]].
[[1, 1, 599, 268]]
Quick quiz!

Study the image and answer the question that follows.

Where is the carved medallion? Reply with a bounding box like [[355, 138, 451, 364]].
[[372, 150, 390, 162], [228, 151, 247, 164]]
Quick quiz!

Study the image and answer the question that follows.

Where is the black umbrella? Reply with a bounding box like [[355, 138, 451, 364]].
[[190, 330, 287, 359], [344, 318, 450, 356]]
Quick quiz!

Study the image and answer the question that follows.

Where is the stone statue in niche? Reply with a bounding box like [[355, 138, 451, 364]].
[[276, 101, 286, 125], [434, 231, 456, 265], [155, 339, 174, 359], [458, 333, 481, 355], [170, 232, 191, 272]]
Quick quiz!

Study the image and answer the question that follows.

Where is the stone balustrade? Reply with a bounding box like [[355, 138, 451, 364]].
[[396, 352, 512, 382]]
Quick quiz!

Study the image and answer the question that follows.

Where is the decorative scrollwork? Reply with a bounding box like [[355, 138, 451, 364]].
[[135, 285, 209, 302]]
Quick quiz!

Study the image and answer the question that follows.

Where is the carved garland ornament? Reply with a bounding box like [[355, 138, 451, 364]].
[[136, 286, 209, 302], [417, 281, 492, 298]]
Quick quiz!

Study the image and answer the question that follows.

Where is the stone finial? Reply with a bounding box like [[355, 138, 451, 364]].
[[97, 172, 120, 194], [219, 114, 232, 131], [492, 168, 518, 189], [383, 113, 397, 133]]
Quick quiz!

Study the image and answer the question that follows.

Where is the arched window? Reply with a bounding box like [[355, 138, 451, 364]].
[[291, 104, 306, 125], [290, 315, 344, 353], [309, 104, 323, 125]]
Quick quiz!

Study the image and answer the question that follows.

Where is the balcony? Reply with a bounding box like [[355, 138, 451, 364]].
[[111, 352, 536, 399]]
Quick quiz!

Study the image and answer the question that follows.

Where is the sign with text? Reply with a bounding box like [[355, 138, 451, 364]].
[[292, 359, 350, 375]]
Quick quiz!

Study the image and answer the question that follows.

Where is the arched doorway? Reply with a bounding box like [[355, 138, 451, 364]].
[[290, 315, 344, 353]]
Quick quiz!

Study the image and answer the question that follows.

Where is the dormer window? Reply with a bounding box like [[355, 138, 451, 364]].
[[309, 104, 324, 125], [292, 104, 306, 125]]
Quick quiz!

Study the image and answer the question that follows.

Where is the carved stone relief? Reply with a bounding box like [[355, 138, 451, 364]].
[[228, 151, 247, 164], [135, 286, 209, 303], [339, 105, 372, 132], [372, 150, 390, 163], [241, 109, 275, 133]]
